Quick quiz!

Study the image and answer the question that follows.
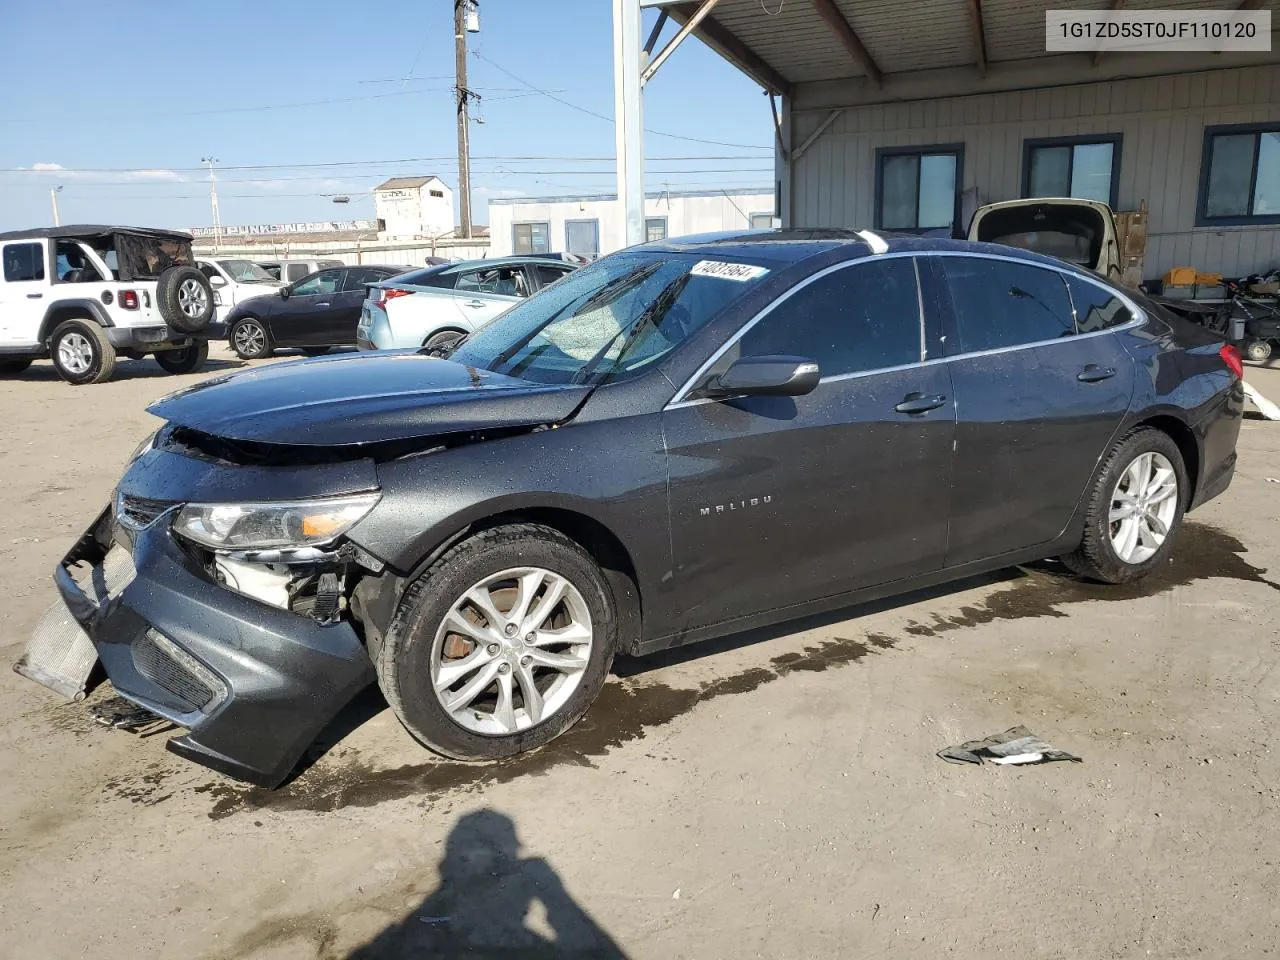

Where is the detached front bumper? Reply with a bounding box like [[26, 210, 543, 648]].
[[47, 507, 375, 787]]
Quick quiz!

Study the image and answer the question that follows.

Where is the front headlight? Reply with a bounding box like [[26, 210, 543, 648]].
[[126, 428, 159, 466], [172, 493, 380, 550]]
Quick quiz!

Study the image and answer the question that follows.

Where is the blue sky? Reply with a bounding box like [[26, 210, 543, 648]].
[[0, 1, 774, 232]]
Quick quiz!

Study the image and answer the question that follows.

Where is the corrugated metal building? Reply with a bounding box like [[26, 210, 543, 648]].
[[640, 0, 1280, 282], [487, 188, 775, 258]]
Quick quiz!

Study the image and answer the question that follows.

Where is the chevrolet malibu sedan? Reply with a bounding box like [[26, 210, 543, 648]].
[[20, 230, 1243, 787]]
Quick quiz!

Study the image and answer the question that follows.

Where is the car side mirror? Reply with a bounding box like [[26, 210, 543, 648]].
[[208, 275, 227, 288], [703, 355, 820, 398], [279, 287, 290, 299]]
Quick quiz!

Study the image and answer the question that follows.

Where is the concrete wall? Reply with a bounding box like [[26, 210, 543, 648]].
[[787, 64, 1280, 280], [374, 179, 454, 239], [193, 235, 490, 267], [487, 191, 775, 257]]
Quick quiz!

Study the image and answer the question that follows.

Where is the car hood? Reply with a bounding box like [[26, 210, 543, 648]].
[[148, 351, 590, 446]]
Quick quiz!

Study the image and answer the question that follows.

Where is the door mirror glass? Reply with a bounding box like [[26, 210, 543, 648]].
[[208, 274, 227, 288], [705, 356, 820, 397]]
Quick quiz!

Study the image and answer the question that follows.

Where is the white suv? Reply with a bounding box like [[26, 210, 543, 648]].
[[0, 225, 217, 384]]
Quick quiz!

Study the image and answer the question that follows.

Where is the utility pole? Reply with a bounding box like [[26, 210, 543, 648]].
[[454, 1, 475, 238], [50, 185, 63, 226], [201, 156, 222, 252]]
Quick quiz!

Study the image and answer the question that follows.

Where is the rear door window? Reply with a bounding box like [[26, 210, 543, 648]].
[[734, 258, 923, 376], [3, 242, 45, 282], [1065, 275, 1133, 333], [940, 257, 1075, 353], [341, 268, 386, 292]]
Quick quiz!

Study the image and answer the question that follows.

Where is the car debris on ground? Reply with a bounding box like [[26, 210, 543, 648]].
[[938, 726, 1083, 766]]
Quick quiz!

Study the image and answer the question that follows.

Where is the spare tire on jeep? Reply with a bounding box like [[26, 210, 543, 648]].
[[156, 265, 214, 333]]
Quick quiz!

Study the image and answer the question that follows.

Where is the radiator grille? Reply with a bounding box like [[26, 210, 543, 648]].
[[115, 493, 174, 530]]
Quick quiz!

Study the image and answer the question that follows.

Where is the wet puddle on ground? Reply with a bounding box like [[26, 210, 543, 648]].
[[105, 522, 1276, 819]]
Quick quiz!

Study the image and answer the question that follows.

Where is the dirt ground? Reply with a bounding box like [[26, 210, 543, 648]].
[[1, 345, 1278, 959]]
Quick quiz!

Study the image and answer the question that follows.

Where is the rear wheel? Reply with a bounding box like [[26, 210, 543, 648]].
[[374, 524, 617, 761], [423, 328, 467, 354], [154, 340, 208, 375], [1243, 339, 1272, 362], [1061, 428, 1187, 583], [0, 358, 33, 375], [50, 320, 116, 385], [230, 318, 272, 359]]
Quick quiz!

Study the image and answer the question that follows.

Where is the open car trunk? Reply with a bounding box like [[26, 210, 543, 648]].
[[968, 198, 1120, 280]]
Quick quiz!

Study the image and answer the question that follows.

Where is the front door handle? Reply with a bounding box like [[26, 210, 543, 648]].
[[465, 299, 486, 308], [895, 392, 948, 414], [26, 293, 43, 299], [1077, 364, 1117, 383], [315, 302, 330, 308]]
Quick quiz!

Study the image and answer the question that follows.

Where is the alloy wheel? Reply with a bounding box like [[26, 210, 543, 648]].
[[234, 321, 266, 355], [57, 332, 94, 374], [430, 567, 593, 736], [178, 278, 209, 318], [1109, 451, 1178, 564]]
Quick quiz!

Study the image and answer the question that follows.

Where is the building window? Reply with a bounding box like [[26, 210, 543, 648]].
[[645, 217, 668, 242], [429, 189, 444, 198], [565, 219, 600, 258], [1023, 135, 1121, 207], [875, 144, 963, 234], [513, 222, 551, 255], [749, 212, 775, 229], [1197, 123, 1280, 226]]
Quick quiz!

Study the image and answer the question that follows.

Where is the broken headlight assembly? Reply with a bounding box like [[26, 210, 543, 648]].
[[171, 493, 380, 551]]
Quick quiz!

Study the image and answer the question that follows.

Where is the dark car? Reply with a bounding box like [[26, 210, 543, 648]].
[[22, 230, 1243, 787], [225, 264, 412, 359]]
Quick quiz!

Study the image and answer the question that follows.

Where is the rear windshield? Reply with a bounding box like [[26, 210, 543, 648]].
[[393, 265, 455, 288], [974, 205, 1105, 269], [450, 252, 771, 385]]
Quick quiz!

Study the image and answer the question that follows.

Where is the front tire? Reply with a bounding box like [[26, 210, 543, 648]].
[[154, 340, 209, 375], [50, 320, 116, 385], [1061, 427, 1188, 584], [230, 318, 272, 359], [375, 524, 617, 761]]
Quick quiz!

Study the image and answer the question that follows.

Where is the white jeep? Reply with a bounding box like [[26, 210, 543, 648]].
[[0, 225, 217, 384]]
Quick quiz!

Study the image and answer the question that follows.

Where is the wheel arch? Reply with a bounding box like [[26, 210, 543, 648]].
[[1131, 413, 1200, 506], [39, 300, 111, 344], [355, 502, 645, 658]]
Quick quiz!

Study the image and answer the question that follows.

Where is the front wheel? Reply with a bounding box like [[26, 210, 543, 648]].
[[1061, 427, 1187, 583], [230, 318, 272, 359], [154, 340, 209, 375], [374, 524, 617, 761], [50, 320, 116, 385]]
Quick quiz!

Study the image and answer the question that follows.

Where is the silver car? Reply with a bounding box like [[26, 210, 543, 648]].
[[358, 256, 579, 352]]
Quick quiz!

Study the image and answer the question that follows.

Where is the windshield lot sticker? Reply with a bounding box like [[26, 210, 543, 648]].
[[690, 260, 770, 282]]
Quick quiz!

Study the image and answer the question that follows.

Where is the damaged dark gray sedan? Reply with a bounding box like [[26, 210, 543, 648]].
[[19, 230, 1243, 786]]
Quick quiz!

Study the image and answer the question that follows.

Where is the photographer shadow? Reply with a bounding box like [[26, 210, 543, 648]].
[[348, 809, 627, 959]]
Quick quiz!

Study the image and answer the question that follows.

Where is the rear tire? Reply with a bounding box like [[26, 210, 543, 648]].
[[423, 328, 467, 354], [375, 523, 617, 761], [154, 340, 209, 375], [50, 320, 116, 385], [1061, 427, 1188, 584], [1243, 339, 1272, 362], [230, 317, 273, 359], [0, 358, 33, 375]]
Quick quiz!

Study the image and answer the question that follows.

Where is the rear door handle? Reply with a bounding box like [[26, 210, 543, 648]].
[[895, 392, 948, 414], [26, 293, 43, 299], [1077, 364, 1117, 383], [465, 299, 486, 308], [315, 302, 330, 308]]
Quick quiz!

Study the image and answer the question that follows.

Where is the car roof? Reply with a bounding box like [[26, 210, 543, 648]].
[[0, 224, 193, 243]]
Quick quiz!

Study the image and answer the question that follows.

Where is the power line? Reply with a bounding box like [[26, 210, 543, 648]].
[[469, 50, 772, 152]]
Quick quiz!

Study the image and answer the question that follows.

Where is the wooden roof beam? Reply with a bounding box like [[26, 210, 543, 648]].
[[669, 2, 793, 96], [810, 0, 883, 88], [968, 0, 988, 77]]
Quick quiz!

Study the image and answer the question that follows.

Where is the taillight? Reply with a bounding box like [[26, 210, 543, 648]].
[[378, 287, 412, 307], [119, 290, 139, 310], [1219, 344, 1243, 380]]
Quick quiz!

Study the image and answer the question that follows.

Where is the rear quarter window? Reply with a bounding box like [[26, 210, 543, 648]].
[[1065, 275, 1133, 333], [3, 242, 45, 282]]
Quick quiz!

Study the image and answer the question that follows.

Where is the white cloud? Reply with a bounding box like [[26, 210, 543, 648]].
[[473, 186, 525, 199], [21, 162, 184, 183]]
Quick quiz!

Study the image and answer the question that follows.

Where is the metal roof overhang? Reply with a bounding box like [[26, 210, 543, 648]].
[[641, 0, 1280, 108]]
